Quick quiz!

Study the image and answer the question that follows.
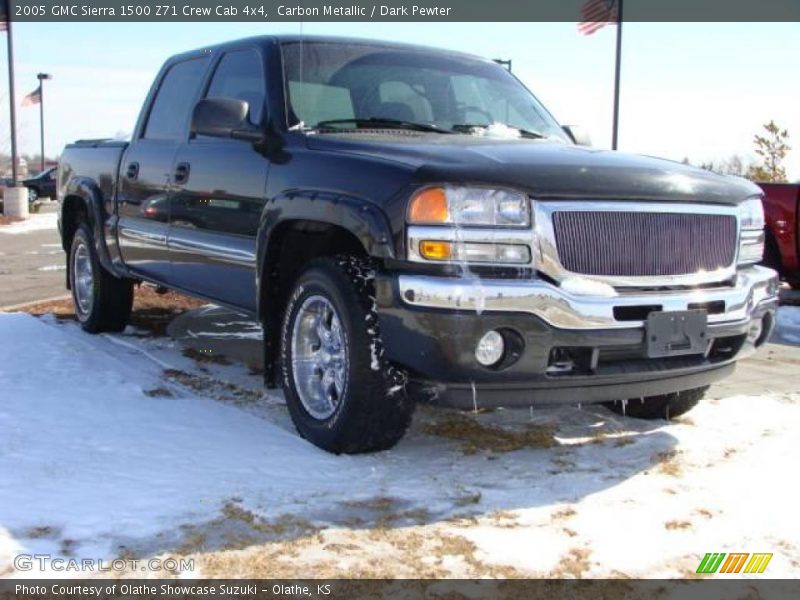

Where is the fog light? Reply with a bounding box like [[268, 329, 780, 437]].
[[476, 330, 505, 366], [747, 318, 763, 344]]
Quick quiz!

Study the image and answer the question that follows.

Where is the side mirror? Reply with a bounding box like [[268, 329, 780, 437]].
[[562, 125, 592, 147], [190, 97, 263, 142]]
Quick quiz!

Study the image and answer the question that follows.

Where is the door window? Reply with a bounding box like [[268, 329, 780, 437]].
[[144, 58, 209, 141], [206, 49, 266, 125]]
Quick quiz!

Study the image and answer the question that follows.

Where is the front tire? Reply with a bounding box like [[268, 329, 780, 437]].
[[604, 386, 708, 420], [69, 223, 134, 333], [279, 255, 414, 454]]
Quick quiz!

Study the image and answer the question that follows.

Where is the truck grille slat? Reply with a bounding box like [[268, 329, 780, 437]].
[[552, 211, 737, 277]]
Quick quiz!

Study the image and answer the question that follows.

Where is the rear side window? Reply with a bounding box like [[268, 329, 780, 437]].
[[206, 49, 266, 125], [144, 58, 209, 140]]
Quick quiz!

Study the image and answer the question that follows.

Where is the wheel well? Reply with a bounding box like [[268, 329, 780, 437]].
[[61, 195, 89, 252], [260, 220, 369, 386], [762, 226, 782, 273]]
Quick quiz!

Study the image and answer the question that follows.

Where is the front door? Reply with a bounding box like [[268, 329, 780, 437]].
[[168, 48, 269, 311], [117, 56, 209, 282]]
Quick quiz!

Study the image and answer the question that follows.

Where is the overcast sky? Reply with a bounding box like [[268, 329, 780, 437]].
[[1, 21, 798, 179]]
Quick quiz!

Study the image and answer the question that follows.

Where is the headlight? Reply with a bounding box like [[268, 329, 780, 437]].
[[408, 185, 530, 227], [738, 197, 765, 265]]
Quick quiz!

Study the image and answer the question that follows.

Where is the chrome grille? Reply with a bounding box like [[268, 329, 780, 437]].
[[552, 211, 737, 277]]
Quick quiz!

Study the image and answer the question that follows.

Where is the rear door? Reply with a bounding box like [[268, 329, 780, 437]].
[[167, 47, 269, 311], [117, 56, 209, 281]]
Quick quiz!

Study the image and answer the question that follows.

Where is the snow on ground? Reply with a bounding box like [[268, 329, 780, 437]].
[[0, 212, 58, 235], [1, 309, 799, 579]]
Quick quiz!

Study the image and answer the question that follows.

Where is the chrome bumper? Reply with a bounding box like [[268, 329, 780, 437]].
[[397, 265, 779, 330]]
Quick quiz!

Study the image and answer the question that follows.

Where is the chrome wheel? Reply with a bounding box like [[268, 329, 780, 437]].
[[290, 295, 348, 420], [72, 241, 94, 318], [28, 188, 38, 202]]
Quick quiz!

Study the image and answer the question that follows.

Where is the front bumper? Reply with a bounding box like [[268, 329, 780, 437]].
[[375, 266, 779, 409]]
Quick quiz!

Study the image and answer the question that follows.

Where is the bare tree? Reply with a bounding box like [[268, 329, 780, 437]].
[[748, 120, 791, 182], [695, 155, 750, 177]]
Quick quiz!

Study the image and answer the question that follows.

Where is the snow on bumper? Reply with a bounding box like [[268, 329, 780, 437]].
[[396, 265, 779, 330]]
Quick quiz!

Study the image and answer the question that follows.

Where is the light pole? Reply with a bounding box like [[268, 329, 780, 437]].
[[36, 72, 52, 173]]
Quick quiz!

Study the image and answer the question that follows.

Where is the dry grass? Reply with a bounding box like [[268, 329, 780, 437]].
[[143, 387, 175, 398], [652, 449, 683, 477], [24, 526, 57, 539], [423, 412, 556, 455], [341, 496, 431, 530], [486, 510, 520, 529], [665, 520, 692, 531], [454, 491, 482, 507], [162, 368, 262, 406], [194, 525, 528, 579], [220, 503, 321, 541], [614, 436, 636, 447], [694, 508, 714, 519], [11, 285, 205, 337], [550, 547, 592, 578], [562, 527, 578, 538], [552, 507, 577, 521], [182, 347, 232, 365]]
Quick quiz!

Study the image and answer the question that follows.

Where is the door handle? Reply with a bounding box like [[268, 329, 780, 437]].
[[173, 162, 191, 185], [125, 162, 139, 180]]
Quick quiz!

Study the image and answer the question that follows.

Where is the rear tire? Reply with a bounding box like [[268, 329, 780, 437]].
[[69, 223, 134, 333], [604, 386, 708, 420], [279, 255, 414, 454]]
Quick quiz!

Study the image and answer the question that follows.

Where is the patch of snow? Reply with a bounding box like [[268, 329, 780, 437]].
[[469, 122, 521, 139], [36, 264, 66, 272], [0, 212, 58, 235]]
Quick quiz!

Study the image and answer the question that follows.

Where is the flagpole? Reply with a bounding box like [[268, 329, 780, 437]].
[[5, 9, 20, 183], [611, 0, 623, 150], [37, 73, 52, 172]]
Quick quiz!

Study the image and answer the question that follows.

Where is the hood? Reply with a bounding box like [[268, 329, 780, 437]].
[[306, 134, 760, 205]]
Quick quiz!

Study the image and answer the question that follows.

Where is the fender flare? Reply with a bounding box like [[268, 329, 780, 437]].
[[61, 177, 121, 280], [255, 189, 395, 308], [254, 189, 396, 386]]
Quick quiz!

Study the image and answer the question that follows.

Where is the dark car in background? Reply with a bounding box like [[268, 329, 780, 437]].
[[23, 167, 58, 201]]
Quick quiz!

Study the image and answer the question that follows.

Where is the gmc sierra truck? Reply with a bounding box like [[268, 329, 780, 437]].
[[58, 36, 779, 454]]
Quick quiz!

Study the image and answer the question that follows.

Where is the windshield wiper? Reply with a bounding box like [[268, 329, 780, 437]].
[[451, 123, 548, 139], [314, 118, 452, 134]]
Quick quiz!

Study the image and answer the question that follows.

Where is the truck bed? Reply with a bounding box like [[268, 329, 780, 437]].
[[58, 139, 129, 207]]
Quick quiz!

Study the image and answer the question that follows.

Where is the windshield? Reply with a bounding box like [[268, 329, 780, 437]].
[[281, 41, 569, 140]]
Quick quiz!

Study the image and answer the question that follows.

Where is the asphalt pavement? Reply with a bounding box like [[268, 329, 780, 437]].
[[0, 206, 67, 308]]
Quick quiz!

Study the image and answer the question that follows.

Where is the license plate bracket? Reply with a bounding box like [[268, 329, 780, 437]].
[[646, 310, 708, 358]]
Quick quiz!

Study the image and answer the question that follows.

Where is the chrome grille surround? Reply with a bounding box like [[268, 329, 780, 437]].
[[533, 201, 742, 288]]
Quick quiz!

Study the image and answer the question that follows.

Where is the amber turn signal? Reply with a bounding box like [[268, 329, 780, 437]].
[[419, 240, 452, 260], [408, 187, 449, 224]]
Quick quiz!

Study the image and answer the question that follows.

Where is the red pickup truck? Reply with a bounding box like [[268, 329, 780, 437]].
[[761, 183, 800, 289]]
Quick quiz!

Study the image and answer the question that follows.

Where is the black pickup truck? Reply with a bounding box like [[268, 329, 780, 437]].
[[58, 35, 779, 454]]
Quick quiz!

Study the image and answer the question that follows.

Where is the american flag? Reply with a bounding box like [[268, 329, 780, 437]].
[[577, 0, 619, 35], [22, 86, 41, 107]]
